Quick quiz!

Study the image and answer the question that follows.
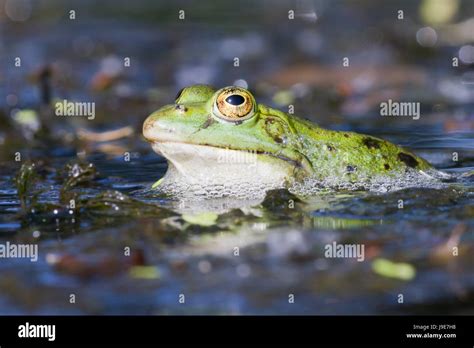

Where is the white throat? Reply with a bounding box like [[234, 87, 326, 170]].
[[152, 142, 294, 198]]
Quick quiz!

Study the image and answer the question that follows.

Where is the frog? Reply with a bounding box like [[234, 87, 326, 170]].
[[143, 85, 442, 196]]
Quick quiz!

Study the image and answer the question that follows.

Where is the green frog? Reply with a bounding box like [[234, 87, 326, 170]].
[[143, 85, 441, 196]]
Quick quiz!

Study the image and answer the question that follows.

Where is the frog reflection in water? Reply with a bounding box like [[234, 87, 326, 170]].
[[143, 85, 442, 197]]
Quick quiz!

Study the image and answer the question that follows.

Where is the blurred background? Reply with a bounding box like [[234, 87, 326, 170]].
[[1, 0, 474, 133], [0, 0, 473, 314]]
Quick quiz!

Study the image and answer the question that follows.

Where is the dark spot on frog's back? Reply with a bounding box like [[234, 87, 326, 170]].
[[174, 104, 187, 112], [362, 137, 381, 149], [398, 152, 418, 168], [346, 165, 356, 173]]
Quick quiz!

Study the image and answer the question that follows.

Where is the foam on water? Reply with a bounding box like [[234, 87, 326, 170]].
[[158, 178, 283, 200], [153, 168, 458, 200], [289, 169, 453, 196]]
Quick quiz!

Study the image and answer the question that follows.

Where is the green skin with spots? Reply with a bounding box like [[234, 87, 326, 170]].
[[143, 85, 432, 186]]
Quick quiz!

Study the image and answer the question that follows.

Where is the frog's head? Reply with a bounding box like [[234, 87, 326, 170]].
[[143, 85, 312, 192]]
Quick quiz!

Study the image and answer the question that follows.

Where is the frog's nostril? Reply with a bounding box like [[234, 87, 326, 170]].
[[174, 104, 188, 113]]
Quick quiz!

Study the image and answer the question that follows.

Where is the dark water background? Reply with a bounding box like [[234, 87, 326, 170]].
[[0, 0, 473, 314]]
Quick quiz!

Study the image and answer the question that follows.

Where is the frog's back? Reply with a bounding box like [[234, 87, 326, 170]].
[[287, 115, 432, 181]]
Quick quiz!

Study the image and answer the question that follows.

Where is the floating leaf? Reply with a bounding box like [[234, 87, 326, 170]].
[[272, 90, 294, 106], [420, 0, 459, 25], [12, 109, 40, 133], [129, 266, 160, 279], [372, 258, 416, 281], [182, 212, 218, 227]]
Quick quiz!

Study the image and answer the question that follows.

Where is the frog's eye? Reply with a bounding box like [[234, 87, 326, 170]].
[[212, 87, 255, 122]]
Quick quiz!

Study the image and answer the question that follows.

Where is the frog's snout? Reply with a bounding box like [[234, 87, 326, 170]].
[[143, 105, 179, 143], [143, 112, 165, 142], [143, 117, 154, 141], [143, 114, 158, 142]]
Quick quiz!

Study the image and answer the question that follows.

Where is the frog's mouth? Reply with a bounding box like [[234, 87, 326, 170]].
[[151, 140, 304, 167], [149, 140, 302, 188]]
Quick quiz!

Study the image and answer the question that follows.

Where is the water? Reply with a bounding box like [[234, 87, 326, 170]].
[[0, 0, 473, 314]]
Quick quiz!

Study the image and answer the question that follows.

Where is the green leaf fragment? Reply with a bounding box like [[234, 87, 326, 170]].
[[182, 212, 218, 226], [151, 178, 164, 189], [372, 258, 416, 281], [12, 109, 40, 128], [129, 266, 160, 279], [272, 90, 295, 106]]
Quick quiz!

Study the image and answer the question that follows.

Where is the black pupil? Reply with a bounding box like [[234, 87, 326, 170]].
[[225, 94, 245, 106]]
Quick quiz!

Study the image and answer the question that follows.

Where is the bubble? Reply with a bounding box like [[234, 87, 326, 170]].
[[5, 0, 32, 22], [198, 260, 212, 273], [291, 83, 310, 98], [100, 56, 123, 77], [459, 45, 474, 64], [267, 230, 308, 258], [236, 263, 251, 278], [46, 253, 59, 265], [115, 83, 133, 97], [6, 94, 18, 107], [233, 79, 248, 89], [416, 27, 437, 47]]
